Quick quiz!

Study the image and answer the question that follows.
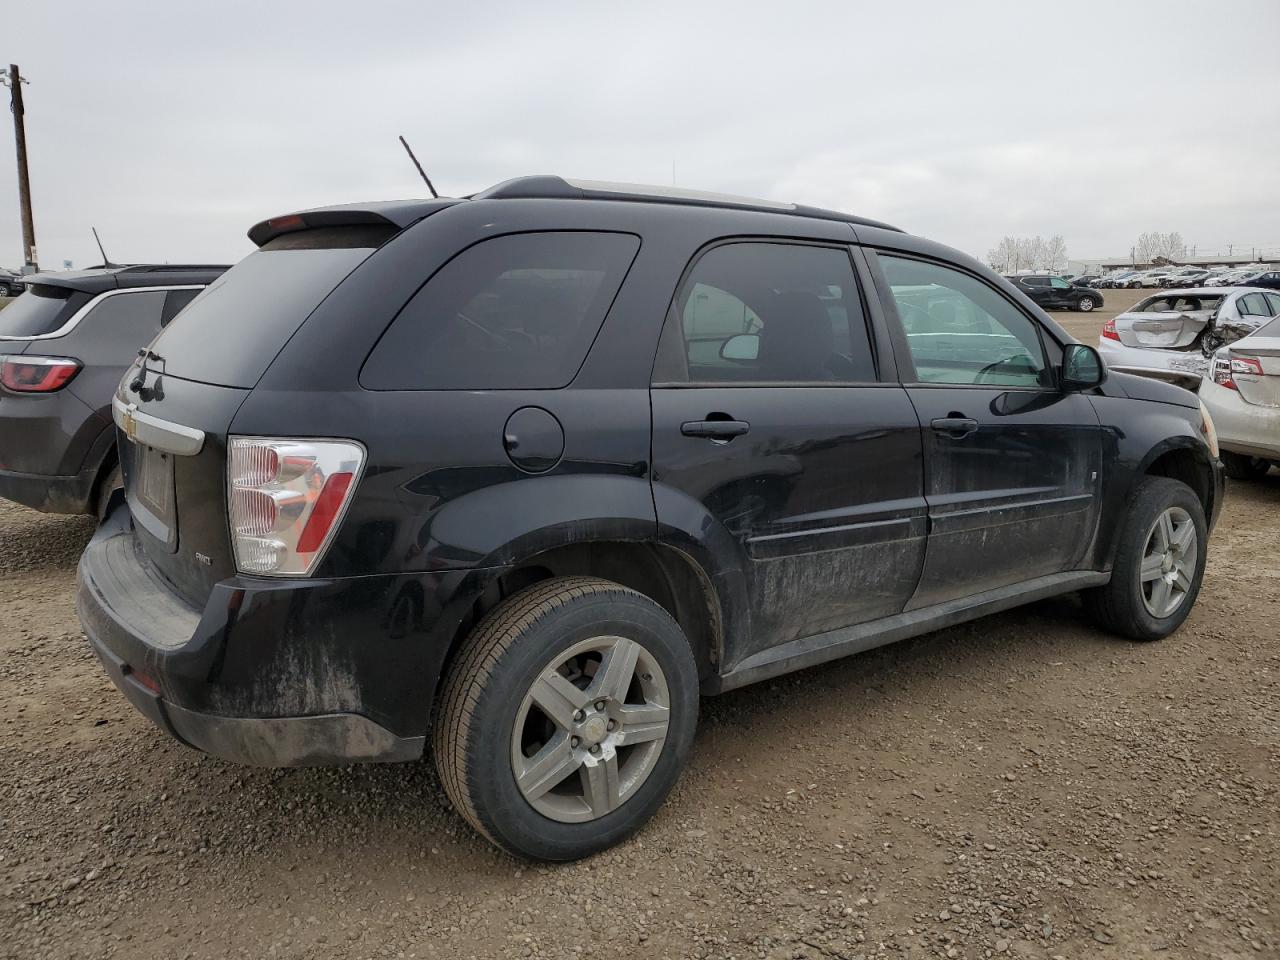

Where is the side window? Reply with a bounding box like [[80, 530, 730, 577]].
[[362, 232, 639, 390], [655, 242, 875, 384], [1050, 277, 1072, 289], [1239, 293, 1271, 317], [1264, 293, 1280, 316], [161, 288, 201, 327], [878, 254, 1051, 388], [82, 290, 167, 346]]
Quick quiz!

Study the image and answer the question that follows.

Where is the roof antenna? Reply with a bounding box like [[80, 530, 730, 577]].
[[91, 226, 118, 268], [398, 136, 438, 198]]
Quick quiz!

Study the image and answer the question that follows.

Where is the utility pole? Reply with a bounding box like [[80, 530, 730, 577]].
[[3, 65, 37, 272]]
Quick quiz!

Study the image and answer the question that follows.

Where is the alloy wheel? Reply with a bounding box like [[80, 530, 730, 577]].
[[511, 635, 670, 823], [1140, 506, 1198, 618], [1079, 298, 1095, 312]]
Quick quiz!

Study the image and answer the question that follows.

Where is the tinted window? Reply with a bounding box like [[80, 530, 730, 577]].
[[160, 288, 201, 327], [880, 255, 1050, 388], [0, 284, 92, 338], [79, 290, 167, 350], [363, 232, 639, 390], [1022, 276, 1049, 287], [1050, 277, 1072, 289], [149, 228, 386, 388], [655, 242, 875, 384]]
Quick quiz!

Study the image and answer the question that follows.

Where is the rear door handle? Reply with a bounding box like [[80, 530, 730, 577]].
[[931, 416, 979, 439], [681, 419, 750, 440]]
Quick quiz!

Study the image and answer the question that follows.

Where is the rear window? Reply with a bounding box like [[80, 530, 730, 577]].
[[147, 226, 391, 387], [0, 284, 92, 338], [1135, 295, 1222, 313], [362, 231, 640, 390]]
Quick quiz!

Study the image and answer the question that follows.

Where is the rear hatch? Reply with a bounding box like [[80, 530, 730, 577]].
[[1229, 334, 1280, 408], [118, 223, 397, 607]]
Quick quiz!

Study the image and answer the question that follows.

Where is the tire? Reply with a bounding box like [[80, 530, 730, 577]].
[[433, 576, 699, 861], [0, 283, 10, 298], [1077, 296, 1096, 312], [1221, 451, 1270, 481], [1083, 476, 1207, 641]]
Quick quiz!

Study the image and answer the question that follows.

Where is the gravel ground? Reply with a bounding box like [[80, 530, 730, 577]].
[[2, 298, 1277, 960]]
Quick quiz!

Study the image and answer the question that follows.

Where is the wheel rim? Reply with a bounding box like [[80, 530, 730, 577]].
[[1080, 298, 1094, 311], [1140, 506, 1198, 618], [511, 635, 670, 823]]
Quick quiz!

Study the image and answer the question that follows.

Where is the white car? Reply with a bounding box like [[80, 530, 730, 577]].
[[1200, 313, 1280, 480], [1098, 287, 1280, 390]]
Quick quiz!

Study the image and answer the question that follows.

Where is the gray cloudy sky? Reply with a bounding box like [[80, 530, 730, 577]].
[[4, 0, 1279, 270]]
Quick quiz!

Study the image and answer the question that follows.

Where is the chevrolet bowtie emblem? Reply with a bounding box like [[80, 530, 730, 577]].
[[121, 403, 138, 441]]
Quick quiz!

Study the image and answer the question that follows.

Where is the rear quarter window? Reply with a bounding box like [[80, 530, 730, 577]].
[[0, 284, 92, 338], [361, 231, 640, 390]]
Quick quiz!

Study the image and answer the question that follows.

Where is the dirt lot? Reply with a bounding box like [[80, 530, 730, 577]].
[[2, 298, 1277, 960]]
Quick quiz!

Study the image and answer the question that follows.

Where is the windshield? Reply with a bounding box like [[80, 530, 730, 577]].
[[146, 227, 389, 388], [0, 284, 93, 338]]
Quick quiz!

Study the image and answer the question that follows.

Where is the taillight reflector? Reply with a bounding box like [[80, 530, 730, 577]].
[[1101, 320, 1120, 342], [296, 472, 355, 553], [0, 354, 82, 392], [228, 438, 364, 577]]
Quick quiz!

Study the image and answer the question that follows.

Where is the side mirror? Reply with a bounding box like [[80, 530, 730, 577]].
[[720, 333, 760, 362], [1062, 343, 1106, 390]]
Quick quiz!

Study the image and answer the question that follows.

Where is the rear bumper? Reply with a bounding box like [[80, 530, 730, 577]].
[[1200, 379, 1280, 462], [0, 463, 97, 513], [76, 505, 486, 767]]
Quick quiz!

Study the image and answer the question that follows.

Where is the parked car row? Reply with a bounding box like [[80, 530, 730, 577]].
[[1081, 266, 1280, 290], [0, 177, 1228, 861]]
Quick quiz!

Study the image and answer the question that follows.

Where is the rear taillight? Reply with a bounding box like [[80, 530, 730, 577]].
[[1101, 319, 1120, 342], [1211, 352, 1236, 389], [1231, 355, 1265, 378], [0, 354, 82, 392], [228, 437, 364, 576]]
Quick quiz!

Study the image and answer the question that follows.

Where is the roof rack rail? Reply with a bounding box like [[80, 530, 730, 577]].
[[118, 264, 232, 273], [472, 176, 902, 232]]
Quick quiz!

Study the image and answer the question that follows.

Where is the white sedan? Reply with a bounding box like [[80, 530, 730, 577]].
[[1098, 287, 1280, 390], [1200, 313, 1280, 480]]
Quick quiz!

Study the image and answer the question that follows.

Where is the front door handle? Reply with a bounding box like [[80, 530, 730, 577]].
[[681, 419, 750, 440], [931, 416, 979, 439]]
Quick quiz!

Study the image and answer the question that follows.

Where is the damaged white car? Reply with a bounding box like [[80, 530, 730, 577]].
[[1200, 313, 1280, 481], [1098, 288, 1280, 390]]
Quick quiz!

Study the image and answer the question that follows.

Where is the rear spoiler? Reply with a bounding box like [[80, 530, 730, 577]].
[[247, 198, 461, 248]]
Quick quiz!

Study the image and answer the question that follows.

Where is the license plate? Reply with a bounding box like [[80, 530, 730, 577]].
[[134, 444, 174, 521]]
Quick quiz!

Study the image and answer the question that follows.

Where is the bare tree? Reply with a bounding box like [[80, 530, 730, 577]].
[[1135, 231, 1187, 264], [987, 236, 1021, 273], [990, 234, 1070, 273], [1046, 234, 1068, 272]]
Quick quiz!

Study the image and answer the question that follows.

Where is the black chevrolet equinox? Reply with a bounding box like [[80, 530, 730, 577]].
[[78, 177, 1225, 860]]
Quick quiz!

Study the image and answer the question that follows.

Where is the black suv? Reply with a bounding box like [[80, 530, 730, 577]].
[[78, 178, 1224, 861], [0, 264, 226, 515], [1005, 274, 1103, 312]]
